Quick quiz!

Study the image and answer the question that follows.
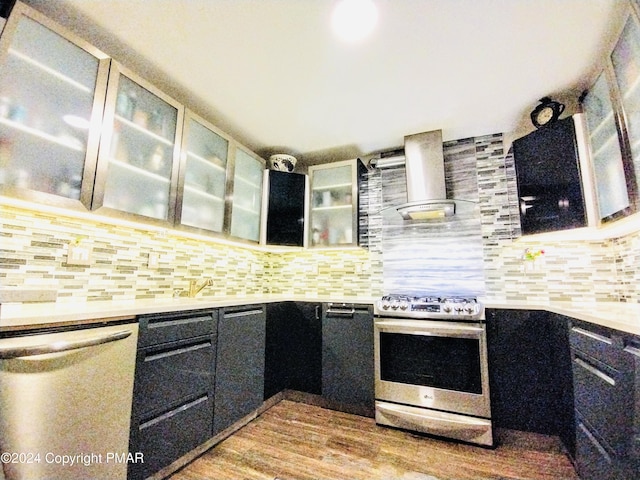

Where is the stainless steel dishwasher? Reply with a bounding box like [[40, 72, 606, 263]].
[[0, 322, 138, 480]]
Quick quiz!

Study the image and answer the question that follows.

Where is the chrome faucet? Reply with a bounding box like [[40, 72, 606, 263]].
[[188, 278, 213, 297]]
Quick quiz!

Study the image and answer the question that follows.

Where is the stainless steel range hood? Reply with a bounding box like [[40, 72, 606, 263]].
[[374, 130, 469, 220]]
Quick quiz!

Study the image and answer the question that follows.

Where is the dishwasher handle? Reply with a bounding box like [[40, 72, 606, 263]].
[[0, 329, 132, 359]]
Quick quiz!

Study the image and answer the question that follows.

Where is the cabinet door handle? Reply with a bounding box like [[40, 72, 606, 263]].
[[574, 357, 616, 386], [315, 305, 320, 320]]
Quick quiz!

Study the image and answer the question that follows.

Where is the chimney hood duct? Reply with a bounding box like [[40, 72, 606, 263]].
[[376, 130, 468, 220]]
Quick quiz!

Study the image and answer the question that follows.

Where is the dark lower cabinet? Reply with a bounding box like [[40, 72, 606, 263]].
[[486, 309, 574, 447], [322, 303, 374, 416], [570, 319, 638, 480], [129, 309, 218, 480], [213, 304, 266, 435], [264, 302, 321, 399]]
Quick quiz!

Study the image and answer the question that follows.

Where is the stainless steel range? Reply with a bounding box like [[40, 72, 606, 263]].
[[374, 294, 493, 447]]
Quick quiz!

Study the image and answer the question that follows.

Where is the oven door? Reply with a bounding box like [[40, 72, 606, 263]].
[[374, 318, 491, 419]]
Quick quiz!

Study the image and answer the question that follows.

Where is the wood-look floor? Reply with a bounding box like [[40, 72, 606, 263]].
[[169, 400, 578, 480]]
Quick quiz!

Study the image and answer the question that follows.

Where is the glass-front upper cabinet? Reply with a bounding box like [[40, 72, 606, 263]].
[[229, 147, 264, 242], [308, 159, 361, 247], [610, 7, 640, 213], [176, 110, 230, 234], [582, 72, 630, 221], [93, 62, 183, 223], [0, 2, 109, 209]]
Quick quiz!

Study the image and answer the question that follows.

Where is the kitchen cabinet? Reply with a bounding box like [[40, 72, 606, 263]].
[[0, 2, 109, 210], [176, 110, 231, 234], [582, 72, 631, 221], [308, 159, 364, 247], [486, 309, 574, 449], [214, 304, 266, 435], [229, 147, 265, 242], [580, 4, 640, 223], [93, 61, 183, 223], [322, 302, 374, 416], [262, 170, 307, 246], [264, 302, 322, 399], [129, 309, 218, 480], [512, 116, 588, 235], [569, 319, 637, 480]]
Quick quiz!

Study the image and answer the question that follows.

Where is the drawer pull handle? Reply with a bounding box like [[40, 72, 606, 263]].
[[571, 327, 612, 345], [145, 342, 211, 362], [148, 316, 211, 329], [574, 357, 615, 386], [624, 345, 640, 359], [140, 395, 208, 429], [578, 422, 612, 461], [224, 309, 264, 318]]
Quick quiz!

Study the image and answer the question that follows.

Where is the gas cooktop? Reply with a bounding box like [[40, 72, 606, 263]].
[[374, 294, 484, 320]]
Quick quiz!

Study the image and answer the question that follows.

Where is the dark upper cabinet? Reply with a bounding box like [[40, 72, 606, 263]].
[[263, 170, 306, 246], [513, 116, 588, 235]]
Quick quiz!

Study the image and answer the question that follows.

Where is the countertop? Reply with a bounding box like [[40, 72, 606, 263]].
[[1, 295, 639, 337], [0, 295, 376, 332]]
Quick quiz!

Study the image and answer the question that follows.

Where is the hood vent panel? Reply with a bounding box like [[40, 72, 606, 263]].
[[374, 129, 474, 220]]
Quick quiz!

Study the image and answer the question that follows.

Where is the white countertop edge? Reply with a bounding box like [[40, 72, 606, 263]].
[[1, 296, 638, 337]]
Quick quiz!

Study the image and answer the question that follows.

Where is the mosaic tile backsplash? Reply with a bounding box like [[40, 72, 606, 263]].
[[1, 130, 639, 304]]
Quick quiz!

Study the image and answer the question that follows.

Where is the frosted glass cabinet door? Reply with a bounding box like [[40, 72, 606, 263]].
[[0, 3, 109, 208], [583, 72, 630, 221], [308, 159, 360, 247], [177, 111, 230, 233], [611, 9, 640, 211], [94, 63, 182, 222], [229, 148, 264, 242]]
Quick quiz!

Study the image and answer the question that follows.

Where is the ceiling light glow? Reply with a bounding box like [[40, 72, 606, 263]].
[[332, 0, 378, 43]]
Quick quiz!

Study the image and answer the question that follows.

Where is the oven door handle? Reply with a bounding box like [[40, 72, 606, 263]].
[[375, 320, 484, 338]]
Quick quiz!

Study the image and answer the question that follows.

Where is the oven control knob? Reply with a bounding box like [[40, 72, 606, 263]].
[[399, 300, 409, 311], [454, 304, 464, 313], [380, 300, 390, 310], [442, 304, 452, 313], [465, 305, 476, 314]]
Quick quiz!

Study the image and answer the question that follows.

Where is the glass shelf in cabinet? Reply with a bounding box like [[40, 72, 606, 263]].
[[311, 204, 353, 211], [233, 203, 260, 216], [234, 174, 262, 190], [183, 184, 224, 203], [587, 110, 615, 138], [114, 115, 174, 146], [591, 134, 620, 159], [311, 182, 352, 191], [7, 48, 94, 94], [107, 158, 171, 184], [185, 150, 226, 172], [0, 117, 85, 151]]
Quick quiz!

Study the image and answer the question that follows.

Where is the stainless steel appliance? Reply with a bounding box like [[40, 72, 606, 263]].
[[374, 295, 493, 446], [0, 322, 138, 479]]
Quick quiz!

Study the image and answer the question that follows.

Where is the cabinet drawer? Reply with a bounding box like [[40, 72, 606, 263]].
[[570, 324, 621, 369], [575, 417, 616, 480], [139, 395, 213, 478], [573, 352, 628, 454], [136, 338, 215, 416], [138, 310, 217, 347]]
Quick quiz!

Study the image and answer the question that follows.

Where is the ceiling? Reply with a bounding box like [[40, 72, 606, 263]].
[[24, 0, 626, 165]]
